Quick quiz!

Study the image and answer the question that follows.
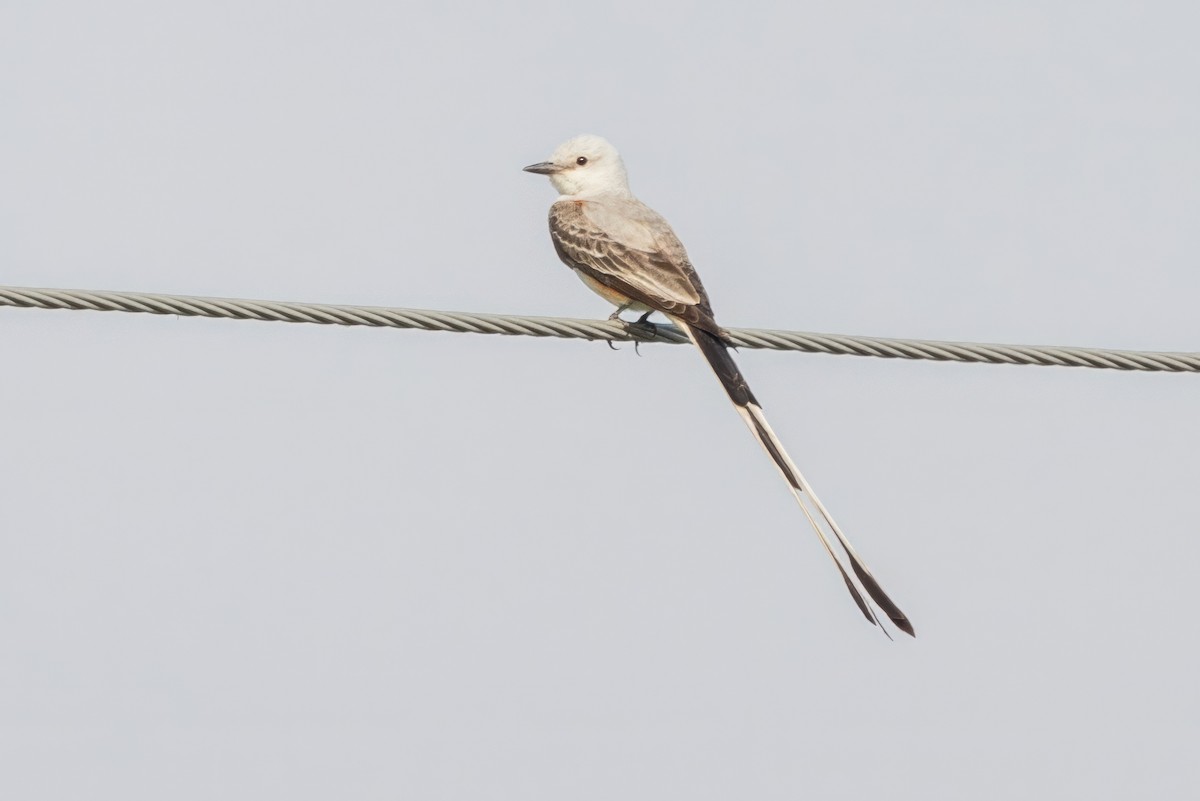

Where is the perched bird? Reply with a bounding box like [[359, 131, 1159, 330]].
[[525, 135, 913, 637]]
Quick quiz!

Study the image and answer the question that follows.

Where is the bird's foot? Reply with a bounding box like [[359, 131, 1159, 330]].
[[627, 313, 658, 356], [606, 309, 657, 353], [629, 312, 658, 338]]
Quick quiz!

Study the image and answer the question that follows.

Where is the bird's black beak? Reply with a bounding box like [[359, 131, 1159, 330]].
[[522, 161, 559, 175]]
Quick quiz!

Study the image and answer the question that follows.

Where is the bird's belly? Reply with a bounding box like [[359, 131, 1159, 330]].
[[573, 269, 651, 312]]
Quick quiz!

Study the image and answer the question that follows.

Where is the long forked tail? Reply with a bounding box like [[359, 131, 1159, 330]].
[[674, 318, 915, 637]]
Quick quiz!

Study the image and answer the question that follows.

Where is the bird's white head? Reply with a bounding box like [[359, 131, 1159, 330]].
[[523, 134, 631, 197]]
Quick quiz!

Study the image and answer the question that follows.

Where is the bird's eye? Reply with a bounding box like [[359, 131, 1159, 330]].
[[576, 156, 588, 166]]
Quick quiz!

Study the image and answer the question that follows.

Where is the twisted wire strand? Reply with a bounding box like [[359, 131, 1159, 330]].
[[2, 285, 1196, 373]]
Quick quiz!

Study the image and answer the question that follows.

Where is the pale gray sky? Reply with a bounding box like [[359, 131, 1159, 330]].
[[2, 2, 1198, 799]]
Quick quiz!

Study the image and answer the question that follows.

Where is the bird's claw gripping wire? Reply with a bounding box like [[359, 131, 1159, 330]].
[[604, 309, 658, 354], [629, 312, 658, 355]]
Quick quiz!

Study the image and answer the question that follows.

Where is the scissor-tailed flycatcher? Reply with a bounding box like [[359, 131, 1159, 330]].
[[524, 135, 913, 637]]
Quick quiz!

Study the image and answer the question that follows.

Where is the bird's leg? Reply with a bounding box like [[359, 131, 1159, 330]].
[[629, 310, 658, 337], [607, 306, 658, 353], [604, 303, 636, 349], [608, 302, 656, 350], [607, 302, 634, 321], [603, 303, 635, 349], [629, 311, 659, 356]]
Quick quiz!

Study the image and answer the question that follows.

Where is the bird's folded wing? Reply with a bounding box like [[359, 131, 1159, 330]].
[[550, 200, 718, 331]]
